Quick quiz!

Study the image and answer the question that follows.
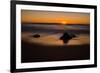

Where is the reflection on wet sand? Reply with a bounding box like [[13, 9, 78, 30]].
[[22, 32, 90, 46]]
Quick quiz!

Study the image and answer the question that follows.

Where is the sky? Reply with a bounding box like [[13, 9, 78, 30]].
[[21, 10, 90, 25]]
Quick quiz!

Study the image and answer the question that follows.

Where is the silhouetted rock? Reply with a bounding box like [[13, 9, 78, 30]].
[[60, 32, 76, 44], [32, 34, 40, 38]]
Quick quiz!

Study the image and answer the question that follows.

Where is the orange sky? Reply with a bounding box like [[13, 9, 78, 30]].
[[21, 10, 90, 25]]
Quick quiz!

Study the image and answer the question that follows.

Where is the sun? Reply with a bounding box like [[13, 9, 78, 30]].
[[61, 21, 67, 25]]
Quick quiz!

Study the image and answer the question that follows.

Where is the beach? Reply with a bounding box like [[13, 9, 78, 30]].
[[21, 29, 90, 63]]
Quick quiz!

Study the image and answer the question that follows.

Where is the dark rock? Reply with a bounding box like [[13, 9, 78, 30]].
[[60, 32, 76, 44], [32, 34, 40, 38]]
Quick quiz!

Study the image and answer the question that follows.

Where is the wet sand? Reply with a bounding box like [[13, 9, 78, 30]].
[[21, 32, 90, 46]]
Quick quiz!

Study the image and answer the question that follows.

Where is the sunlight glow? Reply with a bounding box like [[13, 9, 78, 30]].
[[61, 21, 67, 25]]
